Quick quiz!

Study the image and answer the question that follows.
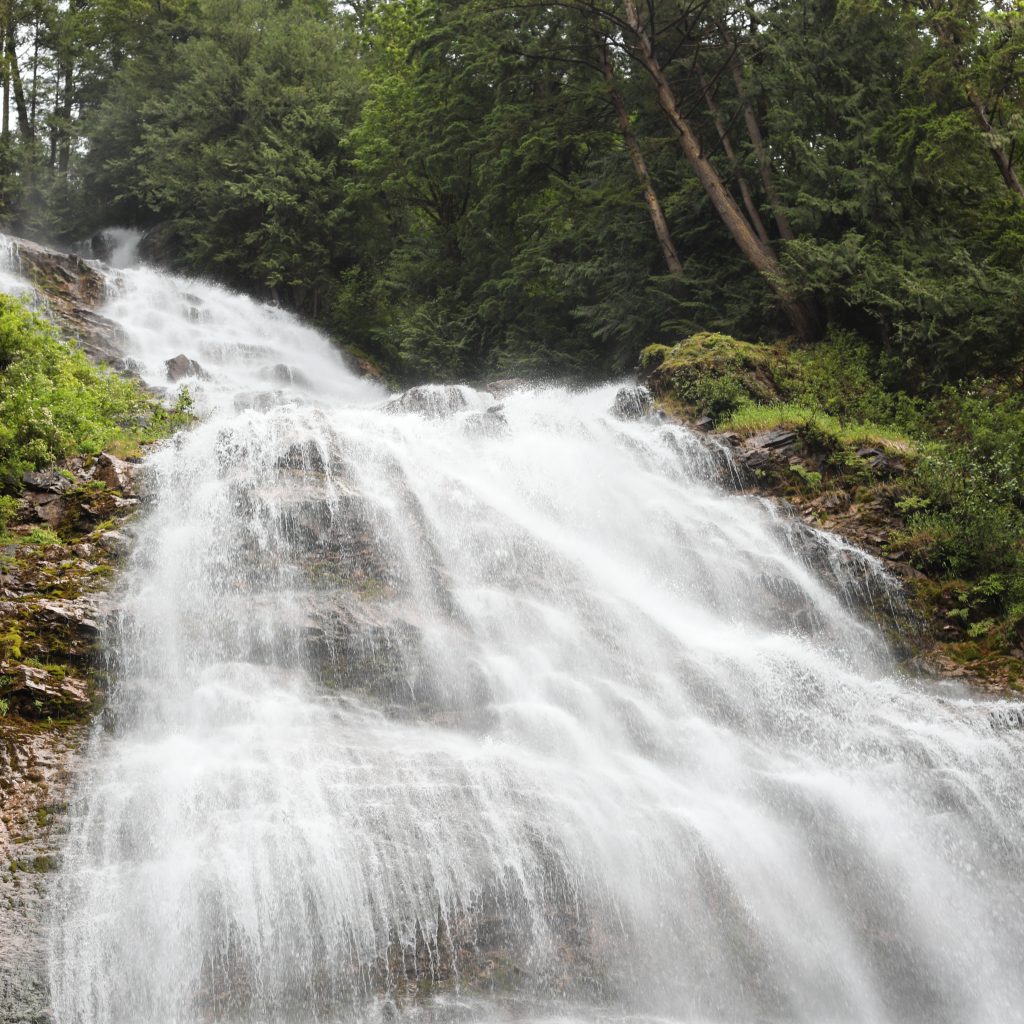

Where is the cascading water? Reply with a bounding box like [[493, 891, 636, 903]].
[[5, 232, 1022, 1023]]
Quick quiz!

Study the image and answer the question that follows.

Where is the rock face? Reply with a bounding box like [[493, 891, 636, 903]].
[[0, 449, 150, 1024], [4, 236, 126, 365]]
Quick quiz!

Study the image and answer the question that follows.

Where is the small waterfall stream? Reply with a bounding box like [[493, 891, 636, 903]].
[[7, 236, 1024, 1023]]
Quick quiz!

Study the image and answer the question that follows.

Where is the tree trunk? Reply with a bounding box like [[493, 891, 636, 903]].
[[617, 0, 818, 339], [7, 21, 32, 139], [729, 61, 795, 240], [29, 17, 38, 131], [697, 67, 771, 245], [599, 41, 684, 275], [2, 3, 10, 142], [57, 63, 72, 173], [968, 87, 1024, 197]]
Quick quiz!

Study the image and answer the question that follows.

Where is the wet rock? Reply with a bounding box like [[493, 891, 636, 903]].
[[0, 665, 90, 717], [165, 353, 209, 382], [259, 363, 312, 389], [463, 405, 508, 438], [487, 378, 530, 397], [111, 356, 146, 378], [234, 391, 285, 413], [338, 348, 385, 380], [3, 235, 127, 367], [385, 385, 472, 419], [694, 417, 715, 432], [610, 385, 652, 421], [276, 440, 329, 474], [96, 530, 131, 557]]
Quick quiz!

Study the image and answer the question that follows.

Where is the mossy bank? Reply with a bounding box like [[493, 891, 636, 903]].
[[641, 332, 1024, 692]]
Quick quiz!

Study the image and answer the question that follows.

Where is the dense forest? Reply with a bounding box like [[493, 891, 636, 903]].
[[0, 0, 1021, 660], [0, 0, 1020, 384]]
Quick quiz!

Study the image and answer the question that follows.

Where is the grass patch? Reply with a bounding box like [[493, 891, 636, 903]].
[[720, 402, 913, 451]]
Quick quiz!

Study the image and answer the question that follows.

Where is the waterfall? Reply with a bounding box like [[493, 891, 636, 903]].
[[8, 241, 1020, 1023]]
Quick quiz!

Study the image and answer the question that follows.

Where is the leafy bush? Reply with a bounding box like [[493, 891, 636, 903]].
[[0, 295, 149, 492]]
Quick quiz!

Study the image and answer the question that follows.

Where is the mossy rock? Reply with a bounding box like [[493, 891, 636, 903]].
[[640, 332, 785, 421]]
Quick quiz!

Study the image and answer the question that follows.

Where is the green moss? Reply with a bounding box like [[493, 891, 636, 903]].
[[0, 626, 23, 660], [643, 332, 783, 422]]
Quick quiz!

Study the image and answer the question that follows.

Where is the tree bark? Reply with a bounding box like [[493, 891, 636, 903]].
[[729, 60, 795, 240], [697, 66, 771, 245], [2, 3, 10, 141], [57, 63, 72, 173], [7, 20, 31, 139], [599, 41, 684, 275], [617, 0, 818, 339], [968, 87, 1024, 197]]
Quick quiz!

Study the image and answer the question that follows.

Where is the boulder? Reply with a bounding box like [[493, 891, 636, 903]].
[[610, 385, 653, 421], [165, 353, 209, 382], [385, 385, 472, 419], [259, 363, 312, 389], [463, 405, 508, 438], [487, 378, 530, 397], [22, 491, 69, 528], [92, 453, 140, 496], [21, 469, 72, 495]]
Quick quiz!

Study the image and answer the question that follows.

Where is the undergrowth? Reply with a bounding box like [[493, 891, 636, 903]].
[[643, 330, 1024, 658]]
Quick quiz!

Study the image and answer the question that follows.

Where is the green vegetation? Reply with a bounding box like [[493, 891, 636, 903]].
[[0, 294, 191, 504], [0, 0, 1018, 678], [0, 0, 1018, 388], [0, 295, 143, 491], [645, 333, 1024, 668]]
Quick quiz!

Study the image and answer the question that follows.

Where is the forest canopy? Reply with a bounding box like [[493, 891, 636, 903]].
[[0, 0, 1021, 386]]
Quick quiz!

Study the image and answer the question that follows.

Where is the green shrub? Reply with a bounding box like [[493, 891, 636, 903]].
[[0, 295, 149, 492]]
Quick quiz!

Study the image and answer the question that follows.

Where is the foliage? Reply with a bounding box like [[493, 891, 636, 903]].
[[0, 295, 150, 492]]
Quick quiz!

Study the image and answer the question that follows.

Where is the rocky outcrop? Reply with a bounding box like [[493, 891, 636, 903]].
[[4, 235, 126, 365], [639, 339, 1022, 692], [0, 450, 150, 1024]]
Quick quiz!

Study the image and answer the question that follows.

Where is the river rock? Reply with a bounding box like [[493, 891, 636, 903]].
[[165, 353, 209, 382], [463, 405, 508, 438], [259, 363, 312, 389], [385, 385, 472, 419], [610, 385, 653, 421]]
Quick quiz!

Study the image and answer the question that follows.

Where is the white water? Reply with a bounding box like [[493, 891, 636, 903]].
[[3, 234, 1023, 1023]]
